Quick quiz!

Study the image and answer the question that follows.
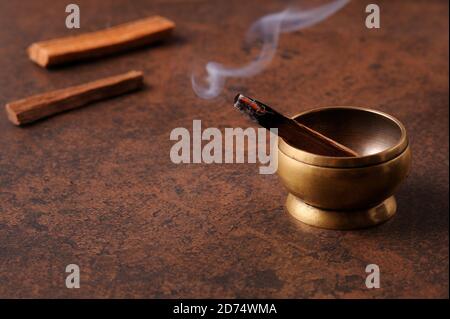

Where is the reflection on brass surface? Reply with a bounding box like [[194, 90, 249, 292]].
[[277, 106, 411, 230], [279, 107, 409, 168], [286, 194, 397, 230]]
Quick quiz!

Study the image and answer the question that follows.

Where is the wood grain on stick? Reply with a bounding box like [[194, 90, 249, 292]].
[[234, 94, 359, 157], [5, 70, 144, 125], [28, 16, 175, 67]]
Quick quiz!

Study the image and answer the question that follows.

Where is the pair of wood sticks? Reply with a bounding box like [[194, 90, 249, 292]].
[[5, 16, 175, 125], [8, 14, 355, 157]]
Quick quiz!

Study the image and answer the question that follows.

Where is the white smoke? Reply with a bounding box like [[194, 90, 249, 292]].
[[191, 0, 349, 99]]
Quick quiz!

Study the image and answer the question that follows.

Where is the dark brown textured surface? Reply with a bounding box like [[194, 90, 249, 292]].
[[0, 0, 448, 298]]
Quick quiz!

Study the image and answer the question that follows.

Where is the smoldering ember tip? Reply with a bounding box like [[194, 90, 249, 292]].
[[233, 93, 359, 157], [234, 94, 269, 121]]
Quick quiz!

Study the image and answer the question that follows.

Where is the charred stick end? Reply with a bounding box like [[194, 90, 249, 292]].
[[234, 93, 269, 122]]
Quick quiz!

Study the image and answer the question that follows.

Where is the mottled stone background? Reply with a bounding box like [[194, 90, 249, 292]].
[[0, 0, 448, 298]]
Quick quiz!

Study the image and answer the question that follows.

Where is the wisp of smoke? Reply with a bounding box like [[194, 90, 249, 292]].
[[191, 0, 349, 99]]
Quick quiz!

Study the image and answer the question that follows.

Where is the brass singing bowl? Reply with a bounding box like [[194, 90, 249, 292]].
[[277, 106, 411, 230]]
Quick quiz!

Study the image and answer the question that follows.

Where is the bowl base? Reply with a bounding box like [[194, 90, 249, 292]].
[[285, 194, 396, 230]]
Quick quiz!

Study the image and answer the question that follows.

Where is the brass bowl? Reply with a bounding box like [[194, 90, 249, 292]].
[[277, 106, 411, 230]]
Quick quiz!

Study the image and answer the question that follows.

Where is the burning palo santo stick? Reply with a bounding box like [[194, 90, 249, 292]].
[[28, 16, 175, 67], [5, 70, 144, 126], [234, 94, 359, 157]]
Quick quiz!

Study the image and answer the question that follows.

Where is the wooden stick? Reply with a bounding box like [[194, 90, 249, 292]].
[[28, 16, 175, 67], [234, 94, 359, 157], [5, 70, 144, 125]]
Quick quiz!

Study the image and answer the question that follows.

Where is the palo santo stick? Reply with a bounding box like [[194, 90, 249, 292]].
[[28, 16, 175, 67], [234, 94, 359, 157], [5, 70, 144, 125]]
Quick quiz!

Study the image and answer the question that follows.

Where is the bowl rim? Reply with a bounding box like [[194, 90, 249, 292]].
[[278, 106, 409, 168]]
